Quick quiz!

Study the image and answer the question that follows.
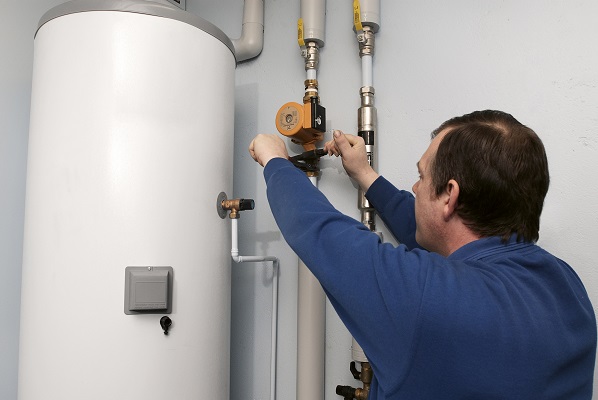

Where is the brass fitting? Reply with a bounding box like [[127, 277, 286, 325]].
[[303, 79, 319, 104], [359, 362, 373, 386], [336, 362, 373, 400], [354, 388, 369, 400], [336, 386, 369, 400], [220, 197, 255, 219]]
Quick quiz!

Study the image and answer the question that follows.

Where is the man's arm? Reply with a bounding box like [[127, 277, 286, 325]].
[[366, 177, 421, 250], [325, 131, 421, 249], [262, 157, 428, 375]]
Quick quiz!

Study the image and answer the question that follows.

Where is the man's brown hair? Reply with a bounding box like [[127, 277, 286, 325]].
[[430, 110, 550, 242]]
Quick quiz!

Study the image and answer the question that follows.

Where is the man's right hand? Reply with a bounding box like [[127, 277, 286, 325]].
[[324, 130, 379, 192], [249, 134, 289, 168]]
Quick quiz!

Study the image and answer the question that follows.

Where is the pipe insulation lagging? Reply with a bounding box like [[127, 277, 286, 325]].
[[296, 175, 325, 400], [232, 0, 264, 62], [297, 259, 326, 400], [359, 0, 381, 32], [301, 0, 326, 46]]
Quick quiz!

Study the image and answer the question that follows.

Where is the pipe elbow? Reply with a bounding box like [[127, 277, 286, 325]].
[[233, 0, 264, 62], [233, 22, 264, 62]]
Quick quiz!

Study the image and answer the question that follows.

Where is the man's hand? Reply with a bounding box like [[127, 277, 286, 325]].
[[324, 130, 379, 192], [249, 134, 290, 167]]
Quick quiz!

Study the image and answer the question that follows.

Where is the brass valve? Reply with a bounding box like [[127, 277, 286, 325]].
[[216, 192, 255, 219], [336, 362, 372, 400]]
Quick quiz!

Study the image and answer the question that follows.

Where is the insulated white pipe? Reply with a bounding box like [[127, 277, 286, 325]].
[[297, 175, 325, 400], [361, 54, 373, 87], [352, 337, 368, 362], [300, 0, 326, 46], [232, 0, 265, 62], [230, 218, 279, 400]]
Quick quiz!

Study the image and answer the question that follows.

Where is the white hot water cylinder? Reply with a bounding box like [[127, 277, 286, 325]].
[[19, 1, 236, 398]]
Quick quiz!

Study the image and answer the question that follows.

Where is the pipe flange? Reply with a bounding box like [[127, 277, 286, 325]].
[[216, 191, 228, 219]]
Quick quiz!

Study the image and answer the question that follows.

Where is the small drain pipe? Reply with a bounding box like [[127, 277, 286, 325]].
[[231, 218, 279, 400], [232, 0, 265, 62], [219, 195, 279, 400]]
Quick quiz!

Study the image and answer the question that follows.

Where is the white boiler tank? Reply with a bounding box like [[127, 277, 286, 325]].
[[19, 1, 236, 399]]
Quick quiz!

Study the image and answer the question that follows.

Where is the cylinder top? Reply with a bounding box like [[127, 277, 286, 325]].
[[36, 0, 236, 60]]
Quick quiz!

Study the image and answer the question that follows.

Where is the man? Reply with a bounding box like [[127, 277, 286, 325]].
[[249, 110, 596, 399]]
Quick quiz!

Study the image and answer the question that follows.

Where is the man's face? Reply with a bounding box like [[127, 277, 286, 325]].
[[411, 129, 450, 252]]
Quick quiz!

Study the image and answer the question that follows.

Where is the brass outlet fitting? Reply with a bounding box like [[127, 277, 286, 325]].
[[336, 361, 373, 400], [303, 79, 319, 104], [217, 192, 255, 219]]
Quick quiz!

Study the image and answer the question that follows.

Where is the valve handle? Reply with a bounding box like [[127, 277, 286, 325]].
[[238, 199, 255, 211], [160, 316, 172, 335], [350, 361, 361, 379]]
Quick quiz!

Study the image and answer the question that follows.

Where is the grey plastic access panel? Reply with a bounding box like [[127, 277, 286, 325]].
[[124, 266, 174, 314]]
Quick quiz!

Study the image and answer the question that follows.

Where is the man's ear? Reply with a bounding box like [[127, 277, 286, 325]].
[[443, 179, 460, 221]]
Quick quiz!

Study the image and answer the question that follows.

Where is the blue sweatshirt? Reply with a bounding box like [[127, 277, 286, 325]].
[[264, 158, 596, 399]]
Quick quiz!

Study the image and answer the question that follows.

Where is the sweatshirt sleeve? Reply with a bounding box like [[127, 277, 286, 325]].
[[263, 158, 435, 386], [365, 176, 422, 250]]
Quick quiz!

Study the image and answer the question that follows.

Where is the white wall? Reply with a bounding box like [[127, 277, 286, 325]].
[[2, 1, 597, 399]]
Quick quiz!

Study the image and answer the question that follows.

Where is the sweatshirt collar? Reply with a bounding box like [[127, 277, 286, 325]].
[[447, 234, 535, 261]]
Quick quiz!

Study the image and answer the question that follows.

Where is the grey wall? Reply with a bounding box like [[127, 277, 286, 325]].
[[1, 1, 64, 399], [201, 1, 598, 399], [3, 1, 598, 399]]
